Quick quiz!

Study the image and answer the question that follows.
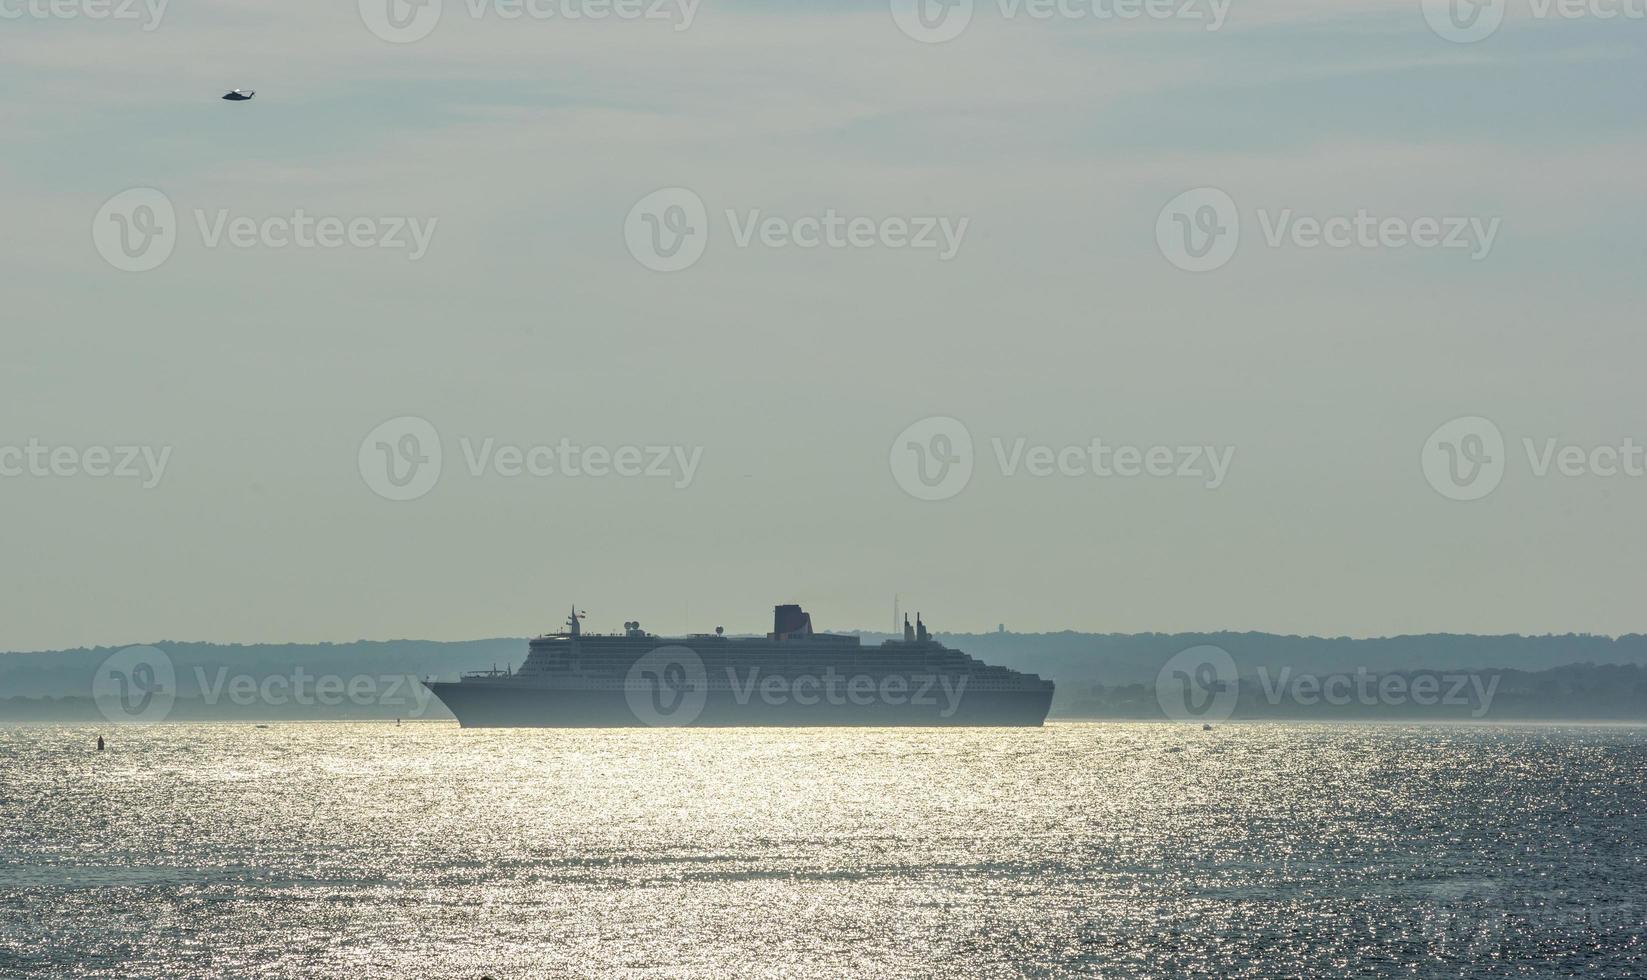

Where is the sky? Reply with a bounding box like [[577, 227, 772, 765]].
[[3, 0, 1646, 651]]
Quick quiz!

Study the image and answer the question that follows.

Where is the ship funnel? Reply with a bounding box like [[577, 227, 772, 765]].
[[771, 603, 814, 640]]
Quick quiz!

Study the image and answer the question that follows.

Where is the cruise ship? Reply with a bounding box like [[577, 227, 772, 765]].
[[424, 604, 1054, 727]]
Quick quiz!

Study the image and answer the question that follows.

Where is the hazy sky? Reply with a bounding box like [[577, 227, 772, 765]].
[[4, 0, 1645, 650]]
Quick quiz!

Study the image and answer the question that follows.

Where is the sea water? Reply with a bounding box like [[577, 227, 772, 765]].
[[2, 723, 1644, 977]]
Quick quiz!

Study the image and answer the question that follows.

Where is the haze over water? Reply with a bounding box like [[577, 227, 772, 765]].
[[4, 722, 1644, 977]]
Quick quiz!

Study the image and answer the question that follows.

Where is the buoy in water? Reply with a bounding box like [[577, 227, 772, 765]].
[[97, 736, 105, 751]]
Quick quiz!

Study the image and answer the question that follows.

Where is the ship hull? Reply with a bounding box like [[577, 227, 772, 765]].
[[426, 682, 1052, 728]]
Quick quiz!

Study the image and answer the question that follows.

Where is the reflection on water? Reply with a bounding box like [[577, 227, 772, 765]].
[[2, 723, 1645, 978]]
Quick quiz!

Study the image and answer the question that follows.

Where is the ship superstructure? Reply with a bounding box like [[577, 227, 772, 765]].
[[424, 604, 1053, 727]]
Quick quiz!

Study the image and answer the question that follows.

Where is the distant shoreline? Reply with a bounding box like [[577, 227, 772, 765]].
[[5, 633, 1643, 723], [4, 695, 1645, 725]]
